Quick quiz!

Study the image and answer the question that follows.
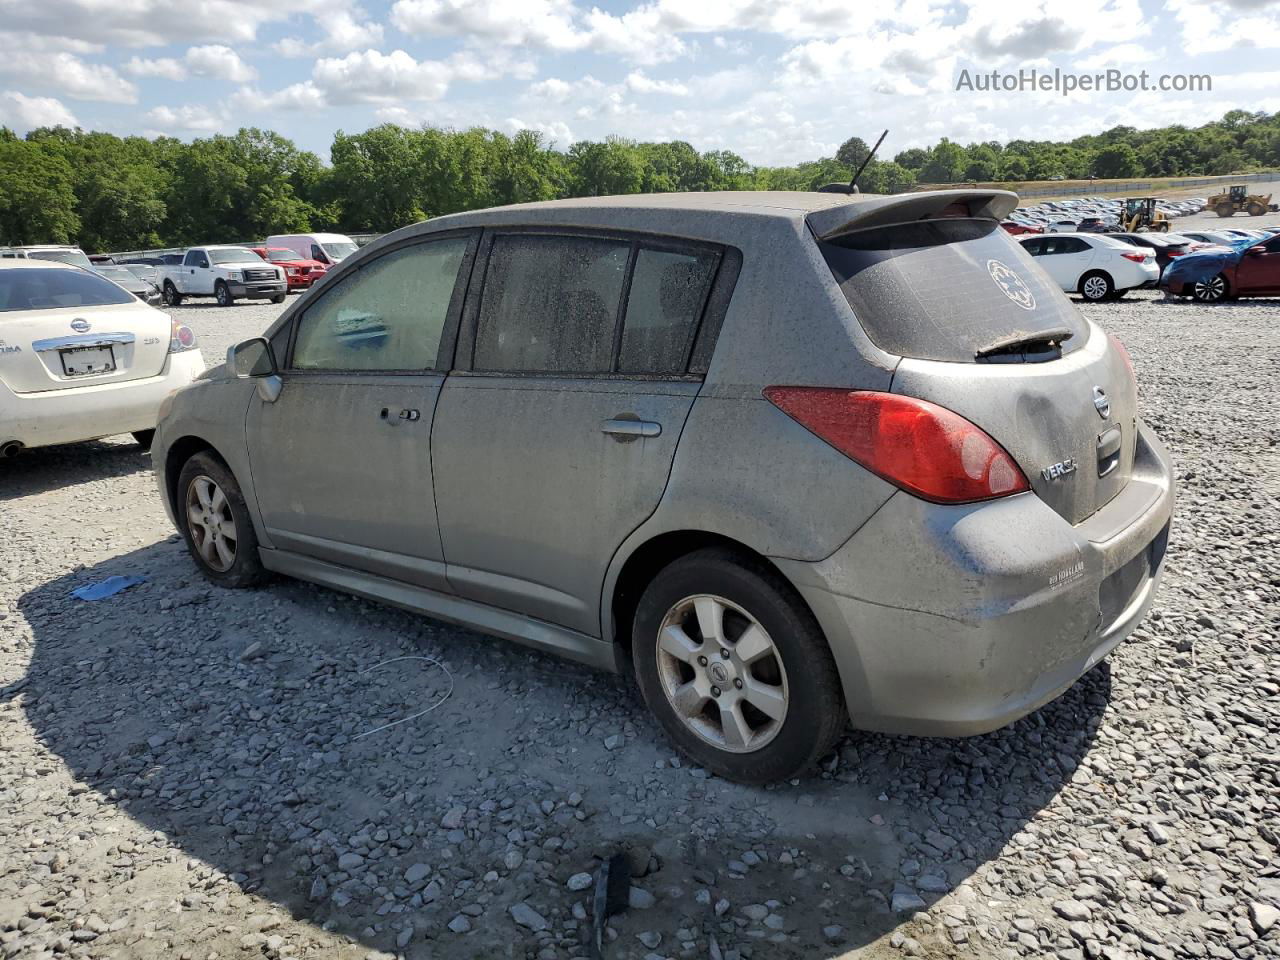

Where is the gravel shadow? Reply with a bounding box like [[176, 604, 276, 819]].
[[17, 540, 1111, 958], [0, 439, 152, 502]]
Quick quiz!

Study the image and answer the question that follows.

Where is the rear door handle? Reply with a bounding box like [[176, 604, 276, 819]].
[[601, 419, 661, 439]]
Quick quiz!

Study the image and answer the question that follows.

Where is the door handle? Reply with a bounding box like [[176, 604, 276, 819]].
[[380, 407, 420, 423], [601, 418, 661, 438]]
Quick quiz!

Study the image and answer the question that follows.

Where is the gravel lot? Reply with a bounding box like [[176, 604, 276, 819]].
[[2, 264, 1279, 960]]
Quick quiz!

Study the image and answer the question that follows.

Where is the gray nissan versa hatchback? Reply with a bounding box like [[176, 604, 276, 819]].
[[153, 189, 1174, 783]]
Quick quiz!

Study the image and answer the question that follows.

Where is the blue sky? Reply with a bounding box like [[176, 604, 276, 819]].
[[0, 0, 1277, 166]]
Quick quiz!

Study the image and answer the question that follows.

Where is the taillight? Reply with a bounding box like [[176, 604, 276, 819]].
[[762, 387, 1029, 504], [1120, 252, 1148, 263], [169, 316, 198, 353], [1108, 334, 1133, 379]]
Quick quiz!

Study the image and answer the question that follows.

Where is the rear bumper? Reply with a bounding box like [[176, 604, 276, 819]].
[[0, 350, 205, 449], [774, 421, 1175, 736]]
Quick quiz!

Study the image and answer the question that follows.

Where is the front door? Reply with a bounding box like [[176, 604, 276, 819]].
[[246, 232, 476, 590], [1233, 235, 1280, 293], [180, 250, 209, 294], [432, 232, 725, 635]]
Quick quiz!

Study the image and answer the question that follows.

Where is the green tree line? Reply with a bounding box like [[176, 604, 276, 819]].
[[1, 109, 1278, 251]]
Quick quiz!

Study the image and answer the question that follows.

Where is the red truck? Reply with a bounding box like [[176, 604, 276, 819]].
[[250, 246, 327, 292]]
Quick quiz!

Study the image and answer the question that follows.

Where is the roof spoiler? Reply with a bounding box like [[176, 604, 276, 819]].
[[808, 189, 1020, 242]]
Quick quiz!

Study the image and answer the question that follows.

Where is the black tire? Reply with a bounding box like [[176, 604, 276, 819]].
[[176, 451, 269, 588], [132, 429, 155, 450], [631, 547, 846, 784], [215, 281, 234, 307], [163, 281, 183, 306], [1215, 203, 1235, 218], [270, 294, 286, 304], [1078, 271, 1114, 302], [1191, 273, 1229, 303]]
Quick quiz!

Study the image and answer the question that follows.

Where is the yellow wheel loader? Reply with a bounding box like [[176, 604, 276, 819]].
[[1121, 197, 1169, 232], [1208, 185, 1272, 218]]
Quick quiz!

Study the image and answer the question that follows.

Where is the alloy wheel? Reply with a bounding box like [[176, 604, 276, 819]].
[[1082, 275, 1109, 301], [1193, 275, 1226, 302], [655, 594, 789, 754], [185, 475, 237, 573]]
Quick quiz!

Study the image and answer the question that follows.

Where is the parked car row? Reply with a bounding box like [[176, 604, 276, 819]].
[[1001, 196, 1207, 236]]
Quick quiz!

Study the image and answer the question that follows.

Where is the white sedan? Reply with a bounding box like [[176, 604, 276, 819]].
[[1018, 233, 1160, 302], [0, 259, 204, 456]]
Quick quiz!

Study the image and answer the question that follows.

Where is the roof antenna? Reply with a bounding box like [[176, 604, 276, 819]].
[[849, 129, 888, 193], [817, 129, 888, 194]]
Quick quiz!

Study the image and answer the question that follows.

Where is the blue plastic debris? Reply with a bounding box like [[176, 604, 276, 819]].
[[71, 575, 147, 601]]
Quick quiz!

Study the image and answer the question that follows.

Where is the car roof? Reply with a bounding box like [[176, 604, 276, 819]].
[[0, 258, 80, 270]]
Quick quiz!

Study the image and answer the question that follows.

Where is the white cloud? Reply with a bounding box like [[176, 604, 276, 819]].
[[145, 104, 226, 132], [3, 0, 290, 47], [0, 30, 102, 54], [311, 49, 453, 104], [390, 0, 582, 49], [1166, 0, 1280, 52], [1076, 43, 1162, 69], [185, 45, 256, 83], [274, 6, 385, 57], [528, 77, 575, 102], [0, 52, 137, 103], [624, 70, 689, 95], [0, 90, 78, 130], [505, 116, 574, 144], [124, 56, 187, 80]]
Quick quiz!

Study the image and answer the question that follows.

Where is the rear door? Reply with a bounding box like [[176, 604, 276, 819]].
[[817, 216, 1136, 525], [245, 232, 477, 589], [431, 230, 727, 636]]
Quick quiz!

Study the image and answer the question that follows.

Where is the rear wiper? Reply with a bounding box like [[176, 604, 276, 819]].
[[975, 327, 1074, 360]]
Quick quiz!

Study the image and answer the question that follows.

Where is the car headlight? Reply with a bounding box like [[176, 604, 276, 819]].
[[286, 267, 299, 276], [226, 270, 242, 282]]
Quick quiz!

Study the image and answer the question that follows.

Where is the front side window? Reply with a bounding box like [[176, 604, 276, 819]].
[[0, 268, 135, 312], [322, 241, 359, 260], [474, 235, 629, 374], [617, 248, 718, 375], [290, 236, 469, 372]]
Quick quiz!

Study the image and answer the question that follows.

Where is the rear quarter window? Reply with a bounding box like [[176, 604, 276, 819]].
[[819, 219, 1086, 363]]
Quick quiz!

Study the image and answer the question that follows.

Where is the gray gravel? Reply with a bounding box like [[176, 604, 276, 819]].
[[1, 288, 1278, 960]]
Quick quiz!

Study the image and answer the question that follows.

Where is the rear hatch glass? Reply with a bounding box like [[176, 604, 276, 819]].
[[817, 218, 1086, 363]]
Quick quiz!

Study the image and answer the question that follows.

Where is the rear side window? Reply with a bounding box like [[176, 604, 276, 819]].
[[0, 268, 135, 312], [290, 236, 469, 372], [820, 219, 1085, 363], [474, 235, 629, 373], [617, 248, 717, 374]]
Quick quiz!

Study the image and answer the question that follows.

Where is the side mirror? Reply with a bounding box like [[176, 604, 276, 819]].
[[228, 337, 277, 378], [1247, 245, 1267, 256]]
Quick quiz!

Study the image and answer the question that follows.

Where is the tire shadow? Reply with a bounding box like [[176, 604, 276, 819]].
[[15, 540, 1111, 958]]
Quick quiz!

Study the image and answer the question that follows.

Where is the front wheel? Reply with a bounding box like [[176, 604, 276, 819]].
[[215, 281, 234, 307], [270, 294, 286, 304], [631, 548, 846, 784], [1247, 203, 1266, 217], [1191, 273, 1229, 303], [177, 451, 269, 588], [1079, 271, 1114, 302]]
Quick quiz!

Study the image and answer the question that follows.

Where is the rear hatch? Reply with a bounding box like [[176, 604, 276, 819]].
[[811, 194, 1136, 525], [0, 268, 173, 393]]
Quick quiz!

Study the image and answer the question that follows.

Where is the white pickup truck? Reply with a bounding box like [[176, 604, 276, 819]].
[[159, 246, 287, 307]]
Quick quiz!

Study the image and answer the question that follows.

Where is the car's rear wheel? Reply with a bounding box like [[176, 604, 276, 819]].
[[177, 451, 268, 588], [631, 547, 846, 784], [1191, 273, 1229, 303], [215, 281, 234, 307], [163, 282, 183, 306], [1215, 203, 1235, 218], [1079, 271, 1113, 302]]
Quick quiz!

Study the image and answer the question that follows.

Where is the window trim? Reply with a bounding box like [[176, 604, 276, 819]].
[[457, 225, 736, 381], [280, 228, 479, 376]]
